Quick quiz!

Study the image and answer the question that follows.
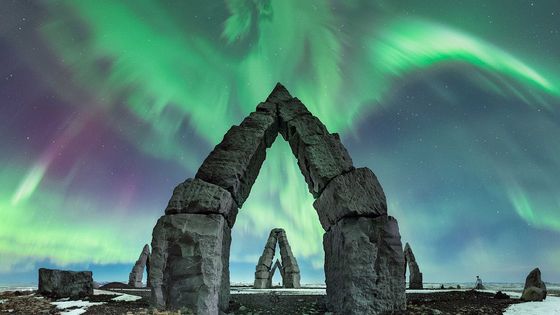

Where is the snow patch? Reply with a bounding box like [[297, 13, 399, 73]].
[[0, 299, 5, 304], [112, 294, 142, 302], [93, 289, 121, 296], [231, 287, 326, 295], [51, 300, 105, 315], [504, 296, 560, 314]]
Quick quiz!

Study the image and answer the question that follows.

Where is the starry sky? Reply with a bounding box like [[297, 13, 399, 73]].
[[1, 0, 559, 285]]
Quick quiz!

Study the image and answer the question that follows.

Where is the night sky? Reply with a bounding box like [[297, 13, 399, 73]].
[[1, 1, 559, 285]]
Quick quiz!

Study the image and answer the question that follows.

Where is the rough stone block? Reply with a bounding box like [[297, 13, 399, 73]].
[[38, 268, 93, 298], [314, 167, 387, 230], [294, 133, 354, 197], [284, 115, 328, 155], [165, 178, 238, 227], [148, 214, 230, 314], [256, 101, 277, 116], [324, 215, 406, 315], [196, 126, 267, 207], [240, 111, 279, 148], [278, 98, 312, 126]]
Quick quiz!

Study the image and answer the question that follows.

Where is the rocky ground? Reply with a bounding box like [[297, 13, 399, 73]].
[[0, 289, 552, 315]]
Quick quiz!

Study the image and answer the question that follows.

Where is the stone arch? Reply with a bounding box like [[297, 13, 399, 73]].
[[148, 83, 406, 314], [254, 228, 300, 289], [404, 242, 423, 289], [128, 244, 151, 288]]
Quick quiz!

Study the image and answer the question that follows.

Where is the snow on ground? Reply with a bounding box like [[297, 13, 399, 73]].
[[231, 287, 326, 295], [0, 299, 5, 304], [504, 296, 560, 314], [94, 288, 142, 301], [51, 299, 105, 315], [112, 293, 142, 301]]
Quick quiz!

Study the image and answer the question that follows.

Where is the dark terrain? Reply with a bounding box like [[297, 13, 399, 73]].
[[0, 289, 528, 315]]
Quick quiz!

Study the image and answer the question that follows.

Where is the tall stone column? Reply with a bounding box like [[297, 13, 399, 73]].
[[148, 214, 231, 314], [324, 216, 406, 315]]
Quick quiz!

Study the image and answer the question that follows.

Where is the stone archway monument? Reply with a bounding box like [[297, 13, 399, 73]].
[[148, 83, 406, 314], [254, 228, 300, 289]]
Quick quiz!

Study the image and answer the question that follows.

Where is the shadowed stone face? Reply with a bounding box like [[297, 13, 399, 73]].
[[148, 83, 405, 314]]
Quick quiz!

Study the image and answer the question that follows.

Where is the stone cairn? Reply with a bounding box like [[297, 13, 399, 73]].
[[128, 244, 151, 288], [403, 243, 423, 289], [254, 228, 300, 289], [521, 267, 547, 301], [147, 83, 406, 314]]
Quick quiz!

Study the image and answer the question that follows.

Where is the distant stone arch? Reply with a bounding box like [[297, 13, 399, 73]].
[[148, 84, 406, 314], [403, 242, 423, 289], [128, 244, 151, 288], [254, 228, 300, 289]]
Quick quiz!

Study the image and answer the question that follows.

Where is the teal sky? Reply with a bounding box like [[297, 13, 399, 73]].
[[0, 0, 559, 285]]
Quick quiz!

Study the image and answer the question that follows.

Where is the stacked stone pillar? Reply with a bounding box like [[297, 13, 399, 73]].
[[148, 83, 405, 314]]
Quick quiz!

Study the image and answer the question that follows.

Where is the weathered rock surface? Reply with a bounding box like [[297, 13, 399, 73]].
[[165, 178, 238, 227], [196, 125, 268, 208], [38, 268, 93, 298], [128, 244, 151, 288], [254, 228, 301, 289], [148, 214, 231, 314], [240, 111, 279, 148], [313, 167, 386, 230], [274, 97, 353, 198], [324, 215, 406, 315], [295, 133, 354, 197], [521, 268, 547, 301], [404, 243, 423, 289]]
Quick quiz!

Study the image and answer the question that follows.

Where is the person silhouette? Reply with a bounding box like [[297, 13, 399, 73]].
[[475, 275, 485, 289]]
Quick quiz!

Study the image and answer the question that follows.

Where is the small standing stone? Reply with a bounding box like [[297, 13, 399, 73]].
[[521, 268, 547, 301]]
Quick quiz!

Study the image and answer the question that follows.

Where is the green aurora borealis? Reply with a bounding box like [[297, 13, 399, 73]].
[[1, 0, 559, 284]]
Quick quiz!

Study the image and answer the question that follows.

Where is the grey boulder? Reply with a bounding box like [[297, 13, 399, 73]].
[[38, 268, 93, 298], [521, 268, 547, 301]]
